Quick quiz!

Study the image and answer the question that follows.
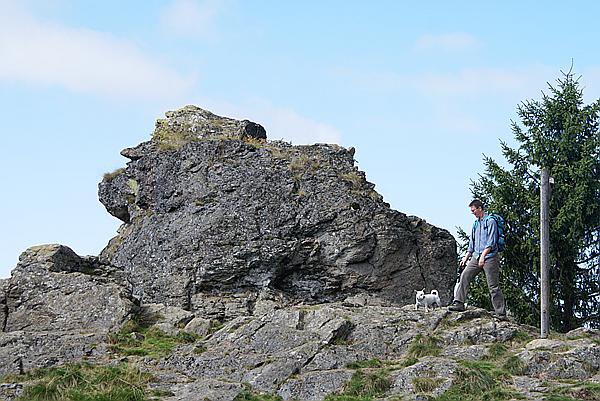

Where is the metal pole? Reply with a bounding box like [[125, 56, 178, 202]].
[[540, 167, 550, 338]]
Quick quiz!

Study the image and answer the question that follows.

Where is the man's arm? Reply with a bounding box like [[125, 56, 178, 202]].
[[478, 217, 498, 267]]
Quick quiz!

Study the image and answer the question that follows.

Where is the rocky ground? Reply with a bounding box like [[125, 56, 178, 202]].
[[1, 248, 598, 401]]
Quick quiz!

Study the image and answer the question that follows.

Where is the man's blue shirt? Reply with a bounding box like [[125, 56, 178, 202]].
[[468, 214, 498, 259]]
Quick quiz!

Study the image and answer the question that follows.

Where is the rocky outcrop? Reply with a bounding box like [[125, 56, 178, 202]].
[[0, 106, 478, 400], [98, 106, 457, 311], [0, 245, 137, 376]]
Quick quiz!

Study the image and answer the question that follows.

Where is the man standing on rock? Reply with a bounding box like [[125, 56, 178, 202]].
[[448, 199, 507, 320]]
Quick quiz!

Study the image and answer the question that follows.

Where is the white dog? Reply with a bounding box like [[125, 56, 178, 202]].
[[415, 289, 441, 311]]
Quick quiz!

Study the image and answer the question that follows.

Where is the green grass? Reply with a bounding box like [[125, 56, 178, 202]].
[[412, 377, 442, 393], [233, 386, 283, 401], [10, 362, 152, 401], [107, 319, 199, 358], [407, 334, 442, 358], [432, 360, 523, 401], [399, 357, 418, 367], [152, 126, 196, 150], [501, 355, 526, 375], [485, 343, 508, 360], [509, 330, 533, 345], [324, 369, 391, 401], [544, 382, 600, 401], [346, 359, 383, 369]]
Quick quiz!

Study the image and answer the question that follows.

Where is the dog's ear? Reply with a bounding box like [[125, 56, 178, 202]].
[[422, 288, 425, 292]]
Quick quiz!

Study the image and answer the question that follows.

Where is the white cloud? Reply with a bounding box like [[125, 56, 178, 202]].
[[414, 32, 481, 52], [194, 97, 342, 145], [0, 2, 192, 100], [331, 65, 557, 99], [160, 0, 226, 40], [417, 68, 532, 96]]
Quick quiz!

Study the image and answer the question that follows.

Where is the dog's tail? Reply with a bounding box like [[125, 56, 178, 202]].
[[430, 289, 439, 296]]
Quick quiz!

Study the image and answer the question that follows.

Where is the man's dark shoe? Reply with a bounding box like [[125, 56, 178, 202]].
[[448, 301, 465, 312], [492, 313, 508, 321]]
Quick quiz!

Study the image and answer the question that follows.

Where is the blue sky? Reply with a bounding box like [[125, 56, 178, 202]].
[[2, 0, 600, 278]]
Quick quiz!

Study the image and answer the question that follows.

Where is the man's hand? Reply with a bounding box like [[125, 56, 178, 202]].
[[478, 255, 486, 268]]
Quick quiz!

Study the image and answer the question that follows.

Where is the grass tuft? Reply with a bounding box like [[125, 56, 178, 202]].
[[501, 355, 526, 375], [233, 385, 283, 401], [545, 382, 600, 401], [12, 363, 151, 401], [485, 343, 508, 360], [107, 317, 199, 358], [432, 360, 521, 401], [103, 168, 125, 182], [346, 359, 383, 369], [407, 334, 442, 358], [325, 369, 391, 401], [412, 377, 441, 393]]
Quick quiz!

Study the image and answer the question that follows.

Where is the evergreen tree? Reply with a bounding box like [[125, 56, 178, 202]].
[[464, 70, 600, 331]]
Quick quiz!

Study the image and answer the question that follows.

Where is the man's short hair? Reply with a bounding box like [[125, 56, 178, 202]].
[[469, 199, 484, 209]]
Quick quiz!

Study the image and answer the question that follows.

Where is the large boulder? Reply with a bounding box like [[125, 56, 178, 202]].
[[4, 244, 137, 333], [98, 106, 457, 310], [0, 244, 138, 375]]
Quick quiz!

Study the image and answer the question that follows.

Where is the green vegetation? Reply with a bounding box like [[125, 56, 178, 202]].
[[412, 377, 442, 394], [545, 382, 600, 401], [152, 125, 196, 150], [407, 334, 442, 358], [8, 362, 152, 401], [509, 330, 534, 345], [325, 369, 392, 401], [432, 360, 522, 401], [346, 359, 383, 369], [339, 171, 363, 190], [485, 343, 509, 360], [107, 318, 198, 358], [501, 355, 526, 376], [103, 167, 125, 182], [399, 356, 418, 367], [289, 153, 320, 178], [463, 70, 600, 331], [233, 385, 283, 401]]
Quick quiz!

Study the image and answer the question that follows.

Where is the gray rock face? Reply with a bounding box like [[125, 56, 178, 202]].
[[98, 106, 457, 309], [4, 244, 136, 333], [0, 244, 137, 375]]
